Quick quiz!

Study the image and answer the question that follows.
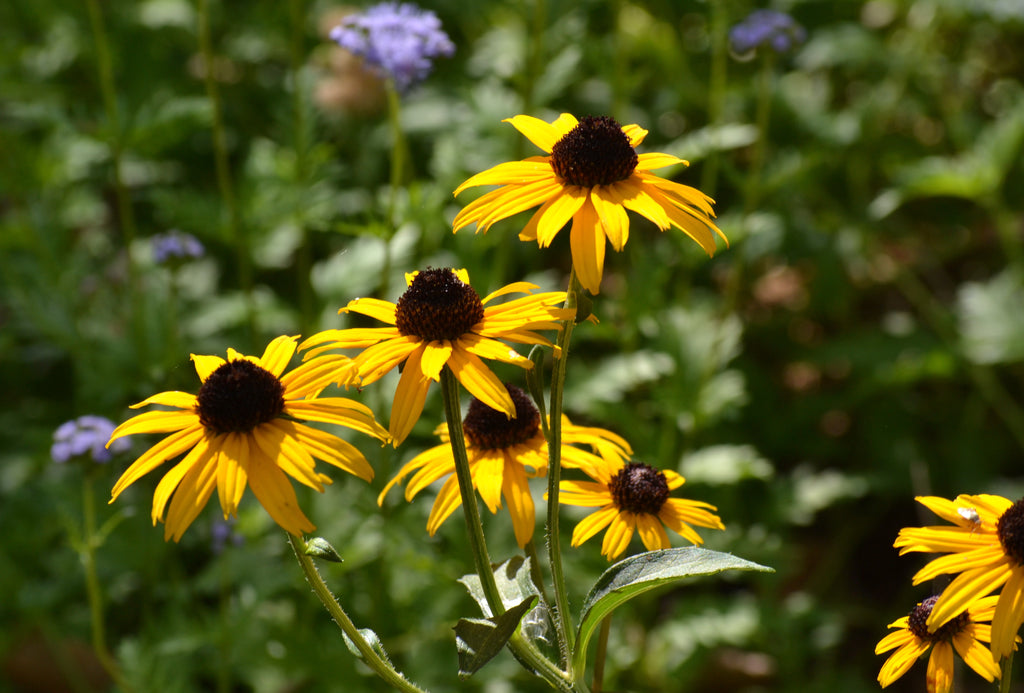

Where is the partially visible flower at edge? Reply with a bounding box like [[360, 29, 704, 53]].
[[107, 336, 388, 541], [453, 113, 726, 295], [876, 594, 1001, 692], [729, 9, 806, 56], [557, 459, 725, 561], [378, 383, 632, 547], [299, 268, 574, 446], [329, 2, 454, 94], [152, 229, 205, 265], [52, 415, 129, 464], [894, 494, 1024, 661]]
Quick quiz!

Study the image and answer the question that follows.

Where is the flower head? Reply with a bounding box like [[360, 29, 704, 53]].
[[300, 268, 574, 446], [107, 336, 388, 541], [453, 114, 726, 294], [729, 10, 806, 56], [558, 459, 725, 561], [894, 494, 1024, 660], [329, 2, 454, 93], [152, 229, 205, 265], [52, 415, 129, 464], [378, 383, 632, 547], [876, 595, 1000, 692]]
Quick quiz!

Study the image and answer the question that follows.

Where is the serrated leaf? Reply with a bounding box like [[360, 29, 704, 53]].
[[454, 596, 538, 678], [342, 627, 392, 666], [572, 548, 772, 674], [303, 536, 343, 563]]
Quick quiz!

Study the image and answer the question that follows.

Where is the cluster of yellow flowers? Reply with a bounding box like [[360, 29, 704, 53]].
[[876, 494, 1024, 692], [106, 113, 727, 561]]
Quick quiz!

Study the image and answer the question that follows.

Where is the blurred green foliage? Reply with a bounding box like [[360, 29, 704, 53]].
[[3, 1, 1024, 692]]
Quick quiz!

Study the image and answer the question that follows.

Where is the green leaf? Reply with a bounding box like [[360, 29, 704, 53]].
[[454, 595, 538, 678], [458, 556, 541, 618], [303, 536, 343, 563], [342, 627, 392, 666], [572, 548, 772, 674]]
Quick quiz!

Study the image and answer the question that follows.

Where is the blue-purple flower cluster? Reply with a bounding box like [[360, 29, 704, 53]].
[[152, 230, 205, 265], [329, 2, 454, 94], [51, 415, 130, 464], [729, 9, 806, 56]]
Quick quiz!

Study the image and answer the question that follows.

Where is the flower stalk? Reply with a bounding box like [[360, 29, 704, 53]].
[[286, 533, 428, 693]]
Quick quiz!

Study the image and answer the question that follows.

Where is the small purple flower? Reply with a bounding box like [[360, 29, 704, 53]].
[[51, 415, 130, 464], [729, 9, 806, 56], [211, 517, 245, 554], [152, 230, 205, 265], [329, 2, 454, 94]]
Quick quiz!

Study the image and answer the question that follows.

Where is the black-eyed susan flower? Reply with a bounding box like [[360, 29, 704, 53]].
[[894, 494, 1024, 660], [452, 114, 727, 294], [300, 268, 574, 446], [107, 336, 389, 541], [558, 460, 725, 561], [377, 383, 632, 547], [875, 594, 1000, 693]]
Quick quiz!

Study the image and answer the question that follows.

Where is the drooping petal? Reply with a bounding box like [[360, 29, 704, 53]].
[[474, 450, 505, 514], [951, 629, 999, 681], [252, 421, 324, 492], [151, 434, 216, 523], [569, 201, 606, 294], [425, 475, 464, 536], [521, 186, 587, 248], [601, 511, 636, 560], [388, 346, 432, 445], [419, 340, 454, 381], [571, 505, 617, 546], [990, 567, 1024, 660], [245, 451, 316, 536], [926, 641, 954, 693], [289, 421, 374, 482], [928, 564, 1013, 633], [459, 334, 534, 367], [163, 447, 221, 542], [446, 348, 515, 417], [502, 458, 536, 547], [215, 432, 250, 518], [636, 513, 671, 551], [877, 639, 930, 687], [591, 186, 631, 252]]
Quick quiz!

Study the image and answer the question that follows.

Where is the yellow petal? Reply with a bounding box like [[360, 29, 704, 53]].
[[216, 432, 250, 518], [635, 152, 687, 171], [952, 629, 999, 681], [502, 459, 536, 548], [163, 448, 220, 542], [425, 475, 463, 536], [569, 201, 606, 294], [388, 347, 431, 446], [571, 506, 617, 547], [877, 639, 930, 687], [601, 511, 635, 560], [591, 186, 630, 252], [928, 564, 1013, 632], [110, 425, 206, 499], [446, 349, 515, 417], [343, 297, 398, 324], [353, 336, 420, 385], [109, 409, 200, 441], [474, 451, 505, 514], [289, 421, 374, 482], [258, 335, 299, 377], [926, 641, 954, 693], [503, 114, 569, 153], [252, 422, 324, 492], [621, 123, 647, 146], [151, 435, 215, 523], [246, 451, 315, 536], [453, 160, 556, 195], [522, 186, 587, 248], [459, 333, 533, 367], [480, 282, 539, 304], [420, 340, 454, 381], [128, 391, 197, 410], [636, 513, 671, 551], [191, 353, 226, 382], [991, 568, 1024, 660], [478, 179, 565, 233], [284, 398, 389, 442]]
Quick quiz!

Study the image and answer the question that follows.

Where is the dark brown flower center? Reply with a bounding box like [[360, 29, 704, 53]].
[[462, 384, 538, 449], [394, 268, 485, 342], [549, 115, 639, 188], [907, 595, 969, 641], [608, 462, 670, 515], [196, 359, 285, 434], [997, 498, 1024, 565]]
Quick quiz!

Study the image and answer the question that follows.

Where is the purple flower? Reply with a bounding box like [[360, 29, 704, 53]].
[[51, 415, 130, 464], [152, 230, 205, 265], [211, 517, 245, 554], [729, 9, 806, 56], [329, 2, 454, 94]]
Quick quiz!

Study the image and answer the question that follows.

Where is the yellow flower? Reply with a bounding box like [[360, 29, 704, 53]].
[[377, 383, 632, 547], [107, 336, 388, 540], [875, 595, 1000, 693], [300, 268, 574, 445], [894, 494, 1024, 660], [558, 460, 725, 561], [453, 113, 727, 295]]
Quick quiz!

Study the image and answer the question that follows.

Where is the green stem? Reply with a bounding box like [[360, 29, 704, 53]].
[[80, 472, 134, 693], [439, 366, 504, 617], [286, 533, 429, 693], [382, 79, 408, 298], [999, 650, 1014, 693], [591, 615, 612, 693], [198, 0, 254, 339], [546, 268, 581, 669]]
